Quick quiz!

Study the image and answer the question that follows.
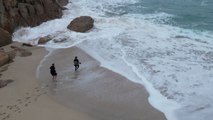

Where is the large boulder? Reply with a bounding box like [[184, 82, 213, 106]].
[[0, 28, 12, 47], [67, 16, 94, 32], [0, 51, 9, 66], [38, 36, 52, 44]]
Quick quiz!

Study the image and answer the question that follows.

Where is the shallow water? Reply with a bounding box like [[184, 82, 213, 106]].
[[37, 47, 166, 120], [13, 0, 213, 120]]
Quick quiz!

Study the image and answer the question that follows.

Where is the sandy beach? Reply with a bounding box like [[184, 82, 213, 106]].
[[0, 43, 93, 120], [0, 42, 166, 120], [38, 46, 166, 120]]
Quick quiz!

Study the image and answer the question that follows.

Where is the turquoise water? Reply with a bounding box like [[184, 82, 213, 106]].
[[109, 0, 213, 31]]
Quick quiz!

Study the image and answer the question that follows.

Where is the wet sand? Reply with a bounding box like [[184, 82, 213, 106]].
[[38, 47, 166, 120], [0, 43, 93, 120]]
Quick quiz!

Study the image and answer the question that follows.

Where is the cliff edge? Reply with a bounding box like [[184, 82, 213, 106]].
[[0, 0, 68, 47]]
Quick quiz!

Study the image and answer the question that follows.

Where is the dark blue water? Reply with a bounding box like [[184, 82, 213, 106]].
[[109, 0, 213, 31]]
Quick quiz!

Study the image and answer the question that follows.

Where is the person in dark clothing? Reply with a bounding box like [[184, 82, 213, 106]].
[[73, 56, 81, 71], [50, 63, 57, 81]]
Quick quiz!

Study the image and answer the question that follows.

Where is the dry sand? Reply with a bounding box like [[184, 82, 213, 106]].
[[38, 47, 166, 120], [0, 42, 166, 120], [0, 43, 93, 120]]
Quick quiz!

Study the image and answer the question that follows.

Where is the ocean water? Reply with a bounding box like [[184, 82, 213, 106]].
[[12, 0, 213, 120]]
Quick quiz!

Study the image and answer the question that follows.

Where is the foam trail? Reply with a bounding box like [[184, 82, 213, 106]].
[[120, 49, 180, 120], [78, 40, 180, 120]]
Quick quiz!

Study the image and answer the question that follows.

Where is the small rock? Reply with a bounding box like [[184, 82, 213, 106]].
[[0, 51, 9, 67], [22, 43, 33, 47], [38, 36, 52, 44]]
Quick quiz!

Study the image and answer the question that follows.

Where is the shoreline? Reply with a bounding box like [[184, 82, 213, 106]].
[[0, 42, 94, 120], [38, 46, 166, 120], [0, 42, 166, 120]]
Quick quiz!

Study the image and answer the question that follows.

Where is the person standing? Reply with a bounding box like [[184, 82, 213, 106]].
[[73, 56, 81, 71], [50, 63, 57, 81]]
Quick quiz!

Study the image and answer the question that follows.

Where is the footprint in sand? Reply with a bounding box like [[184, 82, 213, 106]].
[[0, 112, 6, 115], [12, 105, 20, 113], [25, 96, 31, 101], [37, 94, 42, 97], [0, 112, 6, 117], [24, 104, 28, 107], [0, 86, 50, 119], [6, 106, 12, 110], [34, 98, 38, 102], [6, 105, 20, 113], [35, 88, 40, 92], [16, 99, 22, 102], [17, 100, 22, 104], [0, 113, 10, 120], [5, 114, 10, 119]]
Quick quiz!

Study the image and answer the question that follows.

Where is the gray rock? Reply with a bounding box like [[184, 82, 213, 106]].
[[0, 28, 12, 47], [38, 36, 52, 44], [67, 16, 94, 32], [0, 51, 9, 66]]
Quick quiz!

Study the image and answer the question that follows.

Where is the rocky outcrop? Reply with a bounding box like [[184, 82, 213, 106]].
[[0, 0, 68, 47], [0, 0, 68, 33], [0, 51, 9, 66], [0, 79, 14, 88], [67, 16, 94, 32], [0, 28, 12, 47]]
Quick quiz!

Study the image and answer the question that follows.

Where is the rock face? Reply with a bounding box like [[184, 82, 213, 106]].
[[0, 28, 12, 47], [0, 0, 68, 47], [67, 16, 94, 32], [58, 0, 68, 6]]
